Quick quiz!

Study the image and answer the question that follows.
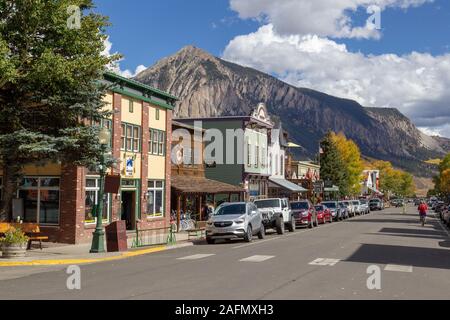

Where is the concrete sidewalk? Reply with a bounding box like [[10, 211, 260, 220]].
[[0, 232, 197, 267]]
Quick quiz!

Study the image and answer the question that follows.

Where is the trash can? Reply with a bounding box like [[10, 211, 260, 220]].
[[105, 221, 128, 252]]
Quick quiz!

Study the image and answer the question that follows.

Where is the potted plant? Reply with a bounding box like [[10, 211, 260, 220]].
[[0, 227, 29, 259]]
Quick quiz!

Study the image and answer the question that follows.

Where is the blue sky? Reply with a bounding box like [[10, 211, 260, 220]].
[[94, 0, 450, 137]]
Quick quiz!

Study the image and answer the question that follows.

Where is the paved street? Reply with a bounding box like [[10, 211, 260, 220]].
[[1, 206, 449, 300]]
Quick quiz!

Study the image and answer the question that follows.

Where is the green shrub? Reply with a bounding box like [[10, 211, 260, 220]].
[[0, 227, 29, 245]]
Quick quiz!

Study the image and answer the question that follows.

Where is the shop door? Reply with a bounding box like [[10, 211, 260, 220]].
[[121, 191, 136, 230]]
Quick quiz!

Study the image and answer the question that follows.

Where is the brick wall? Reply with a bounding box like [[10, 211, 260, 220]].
[[42, 165, 86, 244], [111, 93, 122, 223]]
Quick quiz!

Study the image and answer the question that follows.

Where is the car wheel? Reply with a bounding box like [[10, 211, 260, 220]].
[[288, 216, 296, 232], [257, 224, 265, 239], [276, 216, 285, 234], [206, 237, 215, 245], [244, 225, 253, 242]]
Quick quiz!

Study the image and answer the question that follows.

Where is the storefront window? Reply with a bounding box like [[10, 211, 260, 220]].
[[85, 177, 110, 224], [39, 190, 60, 224], [147, 180, 164, 218], [18, 177, 60, 225]]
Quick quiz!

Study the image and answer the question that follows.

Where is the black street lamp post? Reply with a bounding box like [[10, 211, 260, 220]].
[[90, 127, 110, 253]]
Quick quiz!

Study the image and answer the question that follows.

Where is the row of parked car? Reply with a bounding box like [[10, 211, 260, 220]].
[[205, 197, 384, 244], [435, 201, 450, 228]]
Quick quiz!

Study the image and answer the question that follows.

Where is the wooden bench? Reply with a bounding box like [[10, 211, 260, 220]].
[[188, 221, 207, 240], [0, 223, 49, 250]]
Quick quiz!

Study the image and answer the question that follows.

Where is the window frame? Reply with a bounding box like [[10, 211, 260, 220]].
[[121, 122, 142, 152], [147, 180, 165, 219], [129, 100, 134, 113], [84, 176, 111, 225], [17, 176, 61, 226], [149, 129, 166, 156]]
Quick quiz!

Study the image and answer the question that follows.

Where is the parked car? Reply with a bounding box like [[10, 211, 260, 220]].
[[315, 204, 332, 224], [290, 200, 318, 228], [340, 201, 355, 217], [206, 202, 264, 244], [443, 206, 450, 227], [434, 201, 445, 213], [322, 201, 343, 221], [359, 199, 370, 214], [338, 202, 350, 219], [391, 199, 404, 208], [369, 198, 384, 211], [254, 198, 295, 234], [351, 200, 363, 215], [439, 204, 448, 222]]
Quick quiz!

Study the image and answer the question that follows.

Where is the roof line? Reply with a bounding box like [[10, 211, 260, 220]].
[[104, 71, 178, 101]]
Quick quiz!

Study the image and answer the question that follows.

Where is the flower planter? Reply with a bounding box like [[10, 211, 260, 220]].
[[1, 243, 27, 259]]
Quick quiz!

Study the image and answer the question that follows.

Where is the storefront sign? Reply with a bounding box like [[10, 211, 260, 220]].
[[126, 158, 134, 177]]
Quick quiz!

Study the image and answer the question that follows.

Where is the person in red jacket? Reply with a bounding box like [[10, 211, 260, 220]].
[[418, 201, 428, 225]]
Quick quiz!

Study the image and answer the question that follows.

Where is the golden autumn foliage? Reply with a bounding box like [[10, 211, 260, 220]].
[[330, 132, 364, 196], [369, 160, 415, 197]]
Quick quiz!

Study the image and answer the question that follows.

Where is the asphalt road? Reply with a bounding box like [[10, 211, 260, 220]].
[[1, 206, 449, 300]]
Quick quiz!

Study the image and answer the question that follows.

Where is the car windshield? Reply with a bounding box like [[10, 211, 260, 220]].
[[254, 199, 280, 209], [323, 202, 337, 208], [352, 201, 359, 205], [370, 199, 380, 203], [360, 200, 367, 204], [290, 202, 309, 210], [339, 203, 346, 208], [315, 205, 324, 211], [214, 204, 246, 216]]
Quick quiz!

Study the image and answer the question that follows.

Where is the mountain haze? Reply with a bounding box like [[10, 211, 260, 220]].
[[135, 46, 449, 177]]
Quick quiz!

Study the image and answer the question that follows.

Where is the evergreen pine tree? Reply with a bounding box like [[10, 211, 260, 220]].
[[0, 0, 119, 220]]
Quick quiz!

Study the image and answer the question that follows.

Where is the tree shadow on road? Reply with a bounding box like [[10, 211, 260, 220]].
[[377, 227, 448, 237], [345, 243, 450, 270]]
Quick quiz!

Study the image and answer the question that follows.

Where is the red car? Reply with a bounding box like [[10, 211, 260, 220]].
[[290, 200, 318, 229], [315, 204, 333, 224]]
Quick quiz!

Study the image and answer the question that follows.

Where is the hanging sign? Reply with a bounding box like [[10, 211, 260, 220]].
[[126, 157, 134, 177]]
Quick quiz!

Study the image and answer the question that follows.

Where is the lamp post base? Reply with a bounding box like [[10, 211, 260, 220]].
[[90, 229, 106, 253]]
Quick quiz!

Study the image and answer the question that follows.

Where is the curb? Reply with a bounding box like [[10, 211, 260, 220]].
[[0, 241, 195, 267]]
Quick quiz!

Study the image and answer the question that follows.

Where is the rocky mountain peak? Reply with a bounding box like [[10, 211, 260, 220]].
[[134, 47, 448, 177]]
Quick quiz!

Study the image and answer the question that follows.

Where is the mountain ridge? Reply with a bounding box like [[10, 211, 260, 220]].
[[135, 45, 448, 177]]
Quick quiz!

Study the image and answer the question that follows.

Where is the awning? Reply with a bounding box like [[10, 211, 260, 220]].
[[171, 175, 244, 194], [269, 177, 308, 192], [324, 185, 340, 192]]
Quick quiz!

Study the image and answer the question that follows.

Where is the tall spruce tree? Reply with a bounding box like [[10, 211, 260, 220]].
[[0, 0, 118, 220], [320, 132, 349, 197]]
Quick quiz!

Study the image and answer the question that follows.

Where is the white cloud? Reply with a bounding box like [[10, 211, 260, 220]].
[[230, 0, 433, 39], [102, 38, 147, 78], [223, 24, 450, 137], [419, 124, 450, 138]]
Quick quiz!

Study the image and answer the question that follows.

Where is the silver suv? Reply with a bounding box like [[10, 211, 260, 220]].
[[206, 202, 264, 244]]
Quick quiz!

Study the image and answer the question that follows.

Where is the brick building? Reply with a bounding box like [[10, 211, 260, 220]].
[[0, 72, 176, 244]]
